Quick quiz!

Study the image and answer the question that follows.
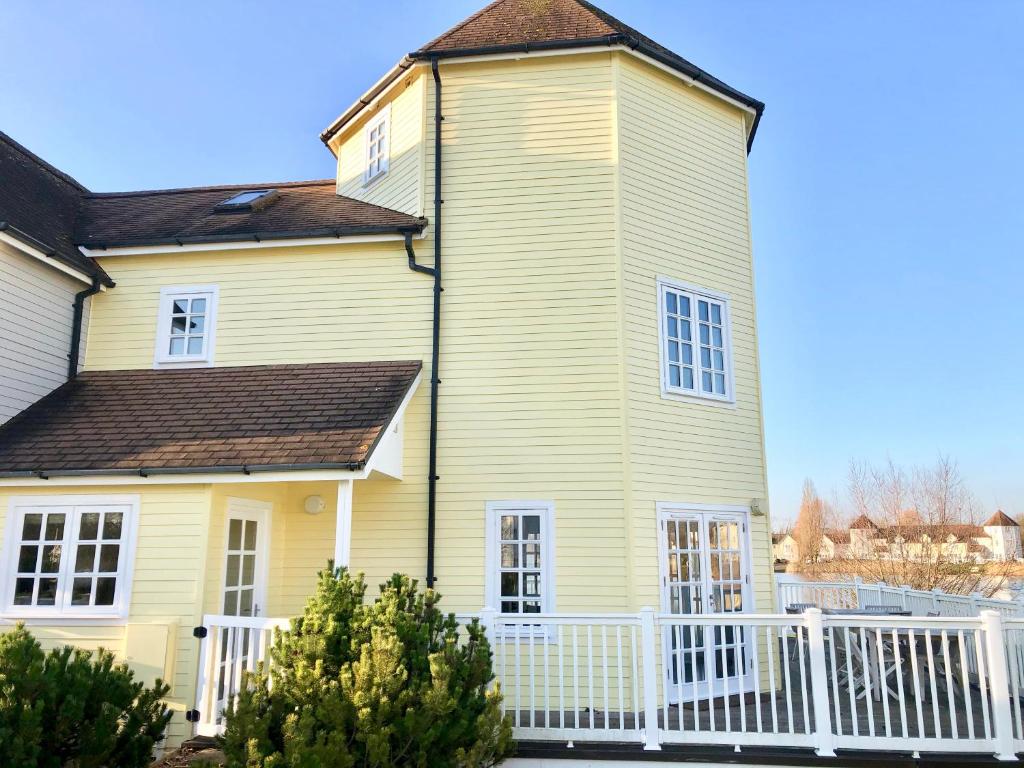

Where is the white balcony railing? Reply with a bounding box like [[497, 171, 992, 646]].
[[776, 576, 1024, 618], [193, 609, 1024, 760]]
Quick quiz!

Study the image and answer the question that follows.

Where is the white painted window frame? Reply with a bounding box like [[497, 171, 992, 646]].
[[0, 495, 140, 621], [484, 501, 556, 626], [154, 284, 219, 368], [363, 105, 391, 185], [656, 276, 735, 405]]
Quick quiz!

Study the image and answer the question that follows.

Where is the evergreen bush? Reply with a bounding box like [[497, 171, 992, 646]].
[[222, 568, 513, 767], [0, 625, 171, 768]]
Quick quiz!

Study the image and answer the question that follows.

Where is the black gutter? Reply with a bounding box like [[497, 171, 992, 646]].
[[68, 277, 102, 379], [81, 221, 427, 251], [0, 460, 366, 481], [0, 221, 113, 285]]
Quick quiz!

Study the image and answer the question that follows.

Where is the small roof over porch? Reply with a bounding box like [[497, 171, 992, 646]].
[[0, 360, 420, 480]]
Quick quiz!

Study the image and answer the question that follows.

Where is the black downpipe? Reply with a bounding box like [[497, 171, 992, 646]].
[[404, 58, 444, 588], [68, 278, 101, 379]]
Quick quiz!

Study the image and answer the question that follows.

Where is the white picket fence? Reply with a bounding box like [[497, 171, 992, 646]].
[[194, 608, 1024, 759], [775, 575, 1024, 618]]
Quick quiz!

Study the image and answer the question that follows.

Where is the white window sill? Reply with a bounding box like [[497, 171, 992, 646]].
[[362, 170, 388, 188], [153, 358, 214, 370], [661, 387, 737, 409]]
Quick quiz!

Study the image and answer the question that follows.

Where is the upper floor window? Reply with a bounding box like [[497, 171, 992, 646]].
[[154, 285, 218, 368], [364, 107, 391, 184], [485, 501, 555, 616], [1, 496, 138, 619], [658, 278, 733, 403]]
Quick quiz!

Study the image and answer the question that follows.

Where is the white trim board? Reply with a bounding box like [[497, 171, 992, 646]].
[[79, 231, 422, 259]]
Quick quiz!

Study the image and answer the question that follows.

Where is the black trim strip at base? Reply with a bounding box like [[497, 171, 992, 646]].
[[514, 740, 1014, 767]]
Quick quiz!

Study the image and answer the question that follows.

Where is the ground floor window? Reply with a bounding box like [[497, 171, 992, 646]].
[[1, 495, 138, 618], [485, 501, 555, 615]]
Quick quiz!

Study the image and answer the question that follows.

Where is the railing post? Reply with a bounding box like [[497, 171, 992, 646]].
[[932, 588, 941, 613], [804, 608, 836, 757], [639, 607, 661, 751], [853, 576, 863, 609], [479, 606, 498, 690], [981, 610, 1018, 761]]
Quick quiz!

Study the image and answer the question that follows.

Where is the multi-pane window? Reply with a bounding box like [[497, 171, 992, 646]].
[[659, 279, 732, 401], [365, 109, 390, 183], [487, 502, 553, 617], [4, 501, 135, 617], [155, 286, 217, 367]]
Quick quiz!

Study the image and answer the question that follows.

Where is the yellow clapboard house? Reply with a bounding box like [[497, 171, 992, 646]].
[[0, 0, 772, 752]]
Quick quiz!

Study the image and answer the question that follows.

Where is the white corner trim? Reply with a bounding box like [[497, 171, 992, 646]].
[[153, 284, 219, 369], [0, 494, 141, 622], [0, 231, 96, 285], [78, 232, 420, 259]]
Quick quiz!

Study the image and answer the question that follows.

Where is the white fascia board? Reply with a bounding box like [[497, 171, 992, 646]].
[[363, 370, 422, 480], [79, 231, 422, 259], [0, 231, 96, 285], [0, 467, 370, 487]]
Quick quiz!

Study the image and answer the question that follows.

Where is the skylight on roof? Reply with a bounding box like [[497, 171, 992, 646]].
[[214, 189, 275, 212]]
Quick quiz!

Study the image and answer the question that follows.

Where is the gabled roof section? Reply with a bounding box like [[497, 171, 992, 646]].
[[321, 0, 764, 151], [77, 180, 426, 250], [0, 361, 422, 477], [850, 514, 879, 530], [0, 131, 112, 284], [984, 510, 1019, 528]]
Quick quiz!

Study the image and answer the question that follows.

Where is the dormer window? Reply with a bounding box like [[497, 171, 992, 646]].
[[154, 285, 219, 368], [364, 106, 391, 184]]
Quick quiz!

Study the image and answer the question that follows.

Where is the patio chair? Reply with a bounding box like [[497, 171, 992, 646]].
[[784, 604, 818, 660]]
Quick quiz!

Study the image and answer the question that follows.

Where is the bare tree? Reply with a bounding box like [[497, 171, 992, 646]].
[[805, 457, 1012, 596], [792, 479, 830, 564]]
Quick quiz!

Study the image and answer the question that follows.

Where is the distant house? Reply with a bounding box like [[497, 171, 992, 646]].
[[775, 511, 1022, 564], [773, 529, 851, 563]]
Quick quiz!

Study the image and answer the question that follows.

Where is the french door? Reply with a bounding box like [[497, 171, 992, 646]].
[[659, 507, 753, 702], [215, 499, 270, 723]]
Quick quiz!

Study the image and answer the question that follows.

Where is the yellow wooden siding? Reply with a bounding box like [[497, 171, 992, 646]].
[[334, 74, 424, 216], [84, 53, 628, 614], [423, 54, 627, 611], [0, 484, 212, 746], [613, 52, 774, 611]]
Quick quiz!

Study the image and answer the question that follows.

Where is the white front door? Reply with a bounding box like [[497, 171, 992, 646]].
[[659, 506, 753, 702], [221, 499, 269, 618]]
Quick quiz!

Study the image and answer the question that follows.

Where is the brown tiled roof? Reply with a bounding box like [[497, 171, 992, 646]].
[[77, 181, 426, 249], [322, 0, 764, 150], [850, 514, 878, 530], [985, 510, 1019, 528], [0, 362, 421, 476], [0, 131, 111, 284], [824, 530, 850, 544]]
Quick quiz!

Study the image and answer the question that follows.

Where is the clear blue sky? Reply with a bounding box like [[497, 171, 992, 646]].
[[4, 1, 1022, 525]]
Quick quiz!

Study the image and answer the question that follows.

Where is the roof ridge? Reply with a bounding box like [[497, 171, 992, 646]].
[[85, 178, 337, 199], [0, 130, 90, 193]]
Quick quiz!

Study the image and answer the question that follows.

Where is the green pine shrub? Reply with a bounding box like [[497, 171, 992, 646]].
[[0, 624, 171, 768], [222, 567, 513, 768]]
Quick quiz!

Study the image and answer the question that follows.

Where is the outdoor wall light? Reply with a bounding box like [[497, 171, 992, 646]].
[[303, 495, 326, 515]]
